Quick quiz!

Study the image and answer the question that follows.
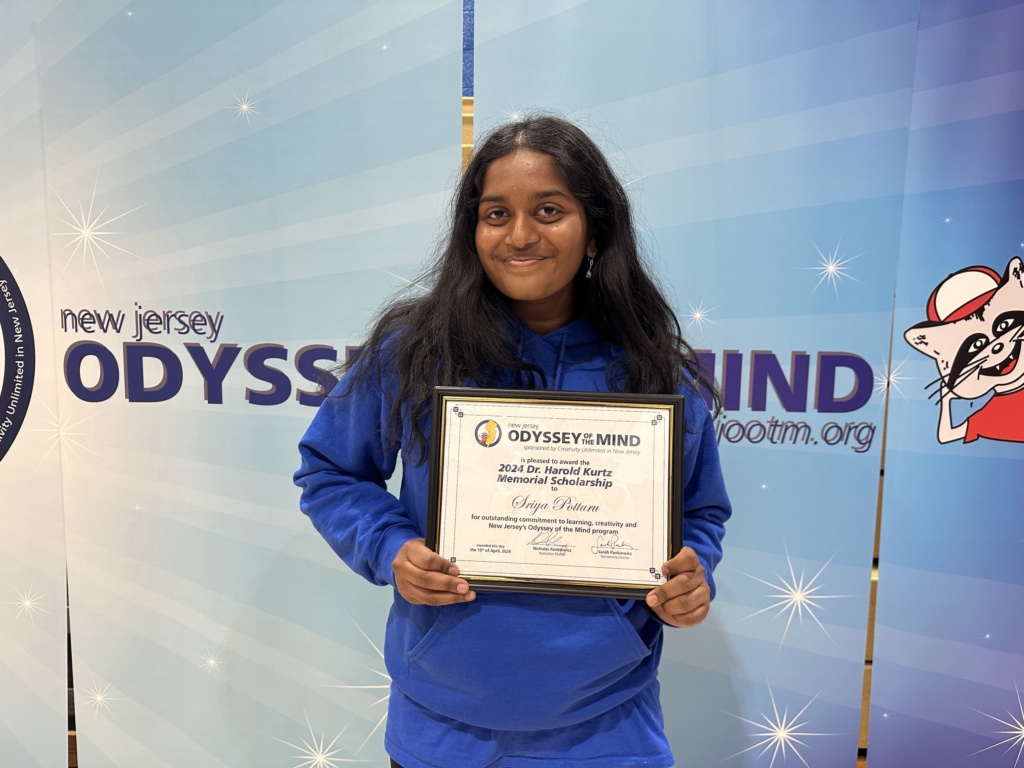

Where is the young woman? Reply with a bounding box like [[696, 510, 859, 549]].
[[295, 115, 731, 767]]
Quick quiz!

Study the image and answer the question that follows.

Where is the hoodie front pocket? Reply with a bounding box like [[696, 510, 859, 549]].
[[404, 606, 458, 667], [396, 594, 657, 731]]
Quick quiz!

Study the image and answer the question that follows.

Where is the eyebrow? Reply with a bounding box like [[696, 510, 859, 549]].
[[478, 190, 571, 204]]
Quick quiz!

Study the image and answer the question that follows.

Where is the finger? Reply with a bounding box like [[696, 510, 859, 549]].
[[661, 546, 700, 579], [397, 539, 466, 583], [646, 584, 674, 609], [651, 572, 695, 602], [394, 565, 476, 605], [660, 582, 711, 614], [406, 585, 477, 607], [662, 601, 709, 628], [657, 552, 705, 599], [392, 539, 477, 605], [645, 567, 705, 608], [398, 560, 471, 594], [404, 539, 459, 574], [649, 584, 710, 625], [667, 586, 710, 619], [400, 586, 474, 606]]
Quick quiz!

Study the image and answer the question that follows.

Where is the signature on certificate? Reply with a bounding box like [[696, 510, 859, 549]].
[[527, 529, 565, 546], [591, 533, 636, 553]]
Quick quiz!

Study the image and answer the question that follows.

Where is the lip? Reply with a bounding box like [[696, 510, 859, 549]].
[[502, 255, 547, 266]]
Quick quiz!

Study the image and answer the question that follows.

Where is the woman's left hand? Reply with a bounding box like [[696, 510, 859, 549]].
[[644, 546, 710, 628]]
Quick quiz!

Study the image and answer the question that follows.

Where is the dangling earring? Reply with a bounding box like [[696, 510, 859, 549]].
[[586, 256, 594, 279]]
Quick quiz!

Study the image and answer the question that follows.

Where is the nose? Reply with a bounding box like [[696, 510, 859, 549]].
[[506, 213, 540, 249], [991, 342, 1004, 355]]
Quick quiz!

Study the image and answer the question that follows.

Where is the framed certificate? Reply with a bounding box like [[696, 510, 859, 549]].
[[426, 387, 685, 599]]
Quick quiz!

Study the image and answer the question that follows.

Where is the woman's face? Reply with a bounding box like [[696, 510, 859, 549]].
[[475, 149, 595, 335]]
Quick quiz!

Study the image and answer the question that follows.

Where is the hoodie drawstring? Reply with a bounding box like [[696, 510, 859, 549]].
[[552, 332, 569, 391]]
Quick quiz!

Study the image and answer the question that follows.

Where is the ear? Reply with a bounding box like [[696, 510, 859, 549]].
[[1006, 256, 1024, 288], [586, 236, 596, 259], [904, 324, 942, 359]]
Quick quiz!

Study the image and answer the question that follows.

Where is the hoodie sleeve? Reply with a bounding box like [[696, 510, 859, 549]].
[[680, 393, 731, 600], [294, 366, 420, 588]]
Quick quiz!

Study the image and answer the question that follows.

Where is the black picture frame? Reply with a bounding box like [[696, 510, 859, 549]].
[[425, 387, 685, 599]]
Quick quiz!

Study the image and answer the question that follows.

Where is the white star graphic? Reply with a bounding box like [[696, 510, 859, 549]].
[[8, 585, 50, 626], [51, 180, 145, 289], [874, 358, 911, 405], [198, 649, 224, 675], [803, 240, 862, 297], [325, 619, 390, 753], [728, 683, 834, 767], [233, 91, 261, 125], [28, 397, 104, 486], [738, 548, 850, 646], [377, 269, 427, 296], [277, 714, 362, 768], [82, 680, 117, 717], [622, 171, 651, 189], [684, 299, 717, 334], [973, 682, 1024, 768]]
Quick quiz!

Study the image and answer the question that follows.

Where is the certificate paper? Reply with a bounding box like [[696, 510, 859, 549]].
[[426, 387, 685, 598]]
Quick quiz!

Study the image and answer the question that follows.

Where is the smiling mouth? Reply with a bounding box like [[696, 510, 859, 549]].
[[503, 255, 547, 265], [981, 339, 1021, 377]]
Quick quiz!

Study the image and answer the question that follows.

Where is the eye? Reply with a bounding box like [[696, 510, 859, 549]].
[[536, 204, 562, 219], [992, 311, 1024, 336], [947, 332, 990, 389], [482, 208, 508, 222]]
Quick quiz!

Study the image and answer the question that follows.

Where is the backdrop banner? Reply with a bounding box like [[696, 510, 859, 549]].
[[0, 1, 71, 766], [871, 1, 1024, 765], [8, 1, 1024, 765], [37, 1, 460, 765], [475, 1, 917, 764]]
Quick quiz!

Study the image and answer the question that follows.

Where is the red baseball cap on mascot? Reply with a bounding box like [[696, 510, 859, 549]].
[[926, 265, 1001, 323]]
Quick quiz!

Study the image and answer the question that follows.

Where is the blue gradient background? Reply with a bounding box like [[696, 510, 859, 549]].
[[33, 1, 461, 766], [475, 2, 915, 765], [871, 2, 1024, 766]]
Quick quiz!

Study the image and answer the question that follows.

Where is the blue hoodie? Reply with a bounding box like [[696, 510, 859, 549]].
[[295, 317, 731, 768]]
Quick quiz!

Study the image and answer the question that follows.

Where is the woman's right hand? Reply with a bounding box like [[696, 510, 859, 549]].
[[392, 538, 476, 606]]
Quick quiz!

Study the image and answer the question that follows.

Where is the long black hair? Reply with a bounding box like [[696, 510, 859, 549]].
[[341, 115, 720, 462]]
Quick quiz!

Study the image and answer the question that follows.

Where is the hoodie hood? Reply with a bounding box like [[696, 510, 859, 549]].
[[512, 316, 616, 392]]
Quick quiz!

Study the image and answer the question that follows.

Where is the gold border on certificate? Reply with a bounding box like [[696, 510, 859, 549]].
[[426, 387, 685, 599]]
